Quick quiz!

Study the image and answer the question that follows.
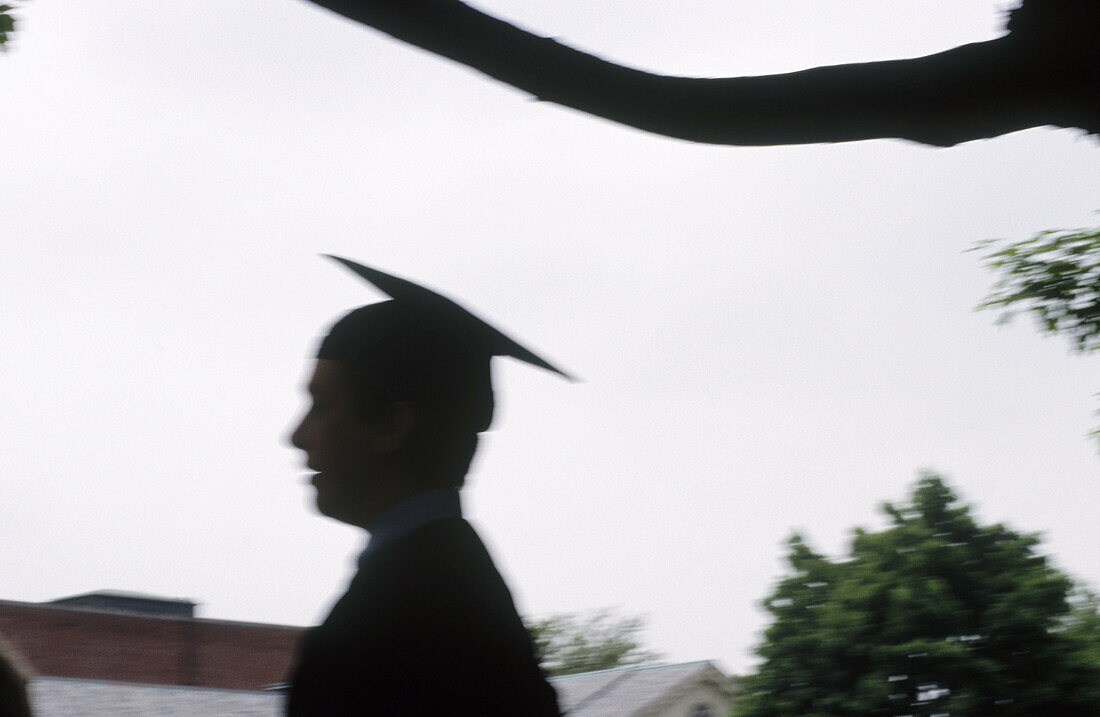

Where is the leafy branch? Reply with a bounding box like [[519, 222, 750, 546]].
[[974, 226, 1100, 352], [973, 224, 1100, 443], [525, 608, 661, 677], [0, 3, 21, 50]]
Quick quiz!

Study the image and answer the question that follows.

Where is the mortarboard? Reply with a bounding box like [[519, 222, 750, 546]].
[[316, 255, 570, 433]]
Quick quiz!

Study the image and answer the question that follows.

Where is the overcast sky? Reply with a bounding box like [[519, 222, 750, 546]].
[[2, 0, 1097, 675]]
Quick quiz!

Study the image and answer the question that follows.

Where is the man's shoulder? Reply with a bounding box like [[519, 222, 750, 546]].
[[293, 517, 561, 716]]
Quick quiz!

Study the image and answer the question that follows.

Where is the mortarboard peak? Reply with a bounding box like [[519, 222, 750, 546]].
[[322, 255, 574, 381]]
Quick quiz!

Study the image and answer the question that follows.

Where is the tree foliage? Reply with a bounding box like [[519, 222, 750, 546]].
[[1060, 588, 1100, 671], [0, 5, 16, 49], [975, 226, 1100, 353], [525, 608, 661, 677], [735, 474, 1100, 716], [974, 225, 1100, 443]]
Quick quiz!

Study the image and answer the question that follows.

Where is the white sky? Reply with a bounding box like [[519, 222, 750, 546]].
[[2, 0, 1097, 675]]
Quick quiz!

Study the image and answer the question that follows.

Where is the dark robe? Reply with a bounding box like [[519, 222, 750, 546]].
[[286, 517, 561, 716]]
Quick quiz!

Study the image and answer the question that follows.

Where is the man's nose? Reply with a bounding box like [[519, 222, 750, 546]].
[[288, 414, 307, 450]]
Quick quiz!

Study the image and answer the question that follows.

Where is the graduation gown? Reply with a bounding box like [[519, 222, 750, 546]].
[[286, 517, 561, 716]]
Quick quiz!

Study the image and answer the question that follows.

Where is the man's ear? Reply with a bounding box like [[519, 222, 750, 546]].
[[366, 401, 417, 454]]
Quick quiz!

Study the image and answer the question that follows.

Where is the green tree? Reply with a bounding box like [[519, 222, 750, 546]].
[[735, 474, 1100, 716], [974, 225, 1100, 442], [975, 226, 1100, 353], [526, 608, 661, 677], [0, 4, 19, 50]]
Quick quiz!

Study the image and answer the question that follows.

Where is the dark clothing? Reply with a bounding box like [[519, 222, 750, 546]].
[[286, 517, 560, 716]]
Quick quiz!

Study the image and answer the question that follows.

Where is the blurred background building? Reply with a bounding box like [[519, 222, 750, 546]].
[[1, 591, 297, 715], [1, 591, 734, 716]]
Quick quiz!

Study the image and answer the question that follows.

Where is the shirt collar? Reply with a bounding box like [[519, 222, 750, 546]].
[[359, 488, 462, 566]]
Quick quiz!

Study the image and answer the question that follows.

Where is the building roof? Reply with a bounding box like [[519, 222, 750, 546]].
[[0, 597, 303, 632], [550, 661, 729, 716], [26, 663, 733, 716], [29, 678, 282, 717], [49, 591, 197, 618], [51, 590, 195, 605]]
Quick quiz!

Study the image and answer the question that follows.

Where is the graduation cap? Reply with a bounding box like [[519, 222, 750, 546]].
[[317, 255, 570, 433]]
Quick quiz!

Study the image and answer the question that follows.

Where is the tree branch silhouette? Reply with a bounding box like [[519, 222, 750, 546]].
[[301, 0, 1099, 147]]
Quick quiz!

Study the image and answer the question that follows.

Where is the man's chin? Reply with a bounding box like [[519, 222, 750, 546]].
[[307, 471, 377, 528], [308, 473, 337, 515], [312, 483, 359, 526], [315, 497, 356, 526], [313, 489, 341, 520]]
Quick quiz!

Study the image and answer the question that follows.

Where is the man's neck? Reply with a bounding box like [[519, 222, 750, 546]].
[[360, 488, 462, 561]]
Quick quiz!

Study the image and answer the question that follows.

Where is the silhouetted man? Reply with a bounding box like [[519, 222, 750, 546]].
[[0, 637, 32, 717], [286, 256, 564, 716]]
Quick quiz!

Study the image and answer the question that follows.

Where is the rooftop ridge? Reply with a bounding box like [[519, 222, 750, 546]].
[[51, 590, 196, 604], [549, 659, 712, 680], [0, 598, 305, 631], [30, 676, 284, 697]]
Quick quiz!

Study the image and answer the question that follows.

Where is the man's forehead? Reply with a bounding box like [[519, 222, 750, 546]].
[[307, 359, 353, 393]]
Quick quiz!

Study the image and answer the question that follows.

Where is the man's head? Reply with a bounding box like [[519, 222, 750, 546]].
[[291, 301, 487, 527], [317, 298, 496, 436], [290, 257, 570, 529]]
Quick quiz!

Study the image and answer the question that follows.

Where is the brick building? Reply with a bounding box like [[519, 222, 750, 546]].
[[0, 591, 302, 691], [3, 592, 736, 716]]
